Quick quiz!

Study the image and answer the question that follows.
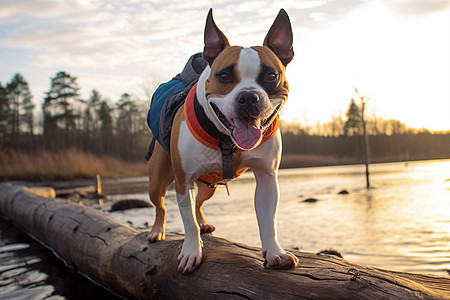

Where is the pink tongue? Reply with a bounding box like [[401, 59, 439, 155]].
[[232, 118, 262, 150]]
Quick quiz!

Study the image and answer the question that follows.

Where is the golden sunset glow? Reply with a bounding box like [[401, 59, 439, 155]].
[[1, 2, 450, 295], [1, 0, 449, 131], [283, 2, 450, 131]]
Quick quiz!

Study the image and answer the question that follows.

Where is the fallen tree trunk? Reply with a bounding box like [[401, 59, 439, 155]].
[[0, 183, 449, 299]]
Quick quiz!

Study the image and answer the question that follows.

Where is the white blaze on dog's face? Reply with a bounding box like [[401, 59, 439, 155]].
[[203, 46, 289, 150], [200, 9, 293, 150]]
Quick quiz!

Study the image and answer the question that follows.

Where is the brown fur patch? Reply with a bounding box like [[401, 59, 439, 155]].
[[170, 105, 187, 194], [148, 141, 174, 197], [251, 46, 289, 101], [205, 46, 243, 99]]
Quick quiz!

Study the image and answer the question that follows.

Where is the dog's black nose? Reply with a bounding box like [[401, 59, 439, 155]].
[[237, 91, 259, 107]]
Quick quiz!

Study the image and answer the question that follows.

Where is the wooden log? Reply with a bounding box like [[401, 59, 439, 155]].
[[53, 174, 101, 197], [0, 182, 449, 299], [54, 185, 97, 196], [44, 176, 148, 196], [22, 186, 56, 198]]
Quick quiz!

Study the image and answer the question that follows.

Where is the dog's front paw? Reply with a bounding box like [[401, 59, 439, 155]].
[[263, 249, 298, 269], [199, 223, 216, 234], [147, 225, 165, 243], [177, 239, 203, 274]]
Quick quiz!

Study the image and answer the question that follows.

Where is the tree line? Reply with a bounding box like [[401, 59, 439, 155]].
[[281, 96, 450, 162], [1, 72, 149, 161], [1, 72, 449, 164]]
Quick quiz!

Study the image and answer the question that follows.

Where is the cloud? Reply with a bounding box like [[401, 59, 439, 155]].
[[1, 1, 207, 69], [1, 0, 449, 131], [2, 0, 447, 71], [0, 0, 97, 20], [0, 0, 383, 105], [389, 0, 450, 17], [0, 0, 368, 71]]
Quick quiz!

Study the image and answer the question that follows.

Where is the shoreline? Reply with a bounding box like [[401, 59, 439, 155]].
[[1, 150, 449, 182]]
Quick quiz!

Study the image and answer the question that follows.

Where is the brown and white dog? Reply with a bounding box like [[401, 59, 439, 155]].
[[147, 9, 298, 273]]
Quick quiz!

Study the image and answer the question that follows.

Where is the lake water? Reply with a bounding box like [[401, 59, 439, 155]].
[[0, 218, 122, 299], [1, 159, 449, 299], [110, 159, 450, 277]]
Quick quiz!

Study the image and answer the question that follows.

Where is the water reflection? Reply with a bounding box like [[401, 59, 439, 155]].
[[274, 160, 450, 276], [193, 159, 450, 276], [0, 218, 123, 300], [109, 160, 450, 278]]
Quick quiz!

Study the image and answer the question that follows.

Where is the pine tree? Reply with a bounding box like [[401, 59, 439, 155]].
[[43, 71, 81, 134], [96, 100, 114, 154], [5, 74, 34, 144], [97, 100, 113, 136], [84, 89, 102, 135], [116, 93, 138, 135], [0, 83, 9, 146], [344, 99, 362, 136]]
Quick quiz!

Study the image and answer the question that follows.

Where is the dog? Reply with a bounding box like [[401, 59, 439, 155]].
[[147, 8, 297, 274]]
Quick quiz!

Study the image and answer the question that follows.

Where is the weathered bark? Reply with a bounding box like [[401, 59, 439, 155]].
[[0, 183, 449, 299]]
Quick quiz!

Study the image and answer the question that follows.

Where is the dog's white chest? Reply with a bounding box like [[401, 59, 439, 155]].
[[178, 121, 223, 180]]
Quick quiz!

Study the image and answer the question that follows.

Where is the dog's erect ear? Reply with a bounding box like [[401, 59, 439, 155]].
[[263, 9, 294, 66], [203, 9, 230, 66]]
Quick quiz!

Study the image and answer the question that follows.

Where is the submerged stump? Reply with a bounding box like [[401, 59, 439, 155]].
[[0, 183, 449, 299]]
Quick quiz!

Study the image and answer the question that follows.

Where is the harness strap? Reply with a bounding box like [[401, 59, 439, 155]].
[[220, 142, 234, 180], [185, 83, 236, 181]]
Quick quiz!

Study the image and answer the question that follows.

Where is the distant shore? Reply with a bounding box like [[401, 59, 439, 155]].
[[1, 149, 448, 181]]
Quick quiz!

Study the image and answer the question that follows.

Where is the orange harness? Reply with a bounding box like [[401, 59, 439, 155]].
[[183, 83, 279, 187]]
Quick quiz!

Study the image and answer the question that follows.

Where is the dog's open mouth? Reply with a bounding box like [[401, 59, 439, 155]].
[[211, 103, 281, 150]]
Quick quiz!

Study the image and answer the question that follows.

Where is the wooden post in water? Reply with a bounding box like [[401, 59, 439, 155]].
[[95, 173, 102, 195], [355, 87, 371, 189], [362, 102, 370, 189], [95, 173, 103, 208]]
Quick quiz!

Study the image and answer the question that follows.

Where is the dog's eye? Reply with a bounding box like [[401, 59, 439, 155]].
[[218, 72, 232, 83], [216, 65, 235, 84], [266, 72, 278, 82]]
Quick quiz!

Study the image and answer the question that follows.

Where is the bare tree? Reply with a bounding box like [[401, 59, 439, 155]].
[[354, 87, 371, 189]]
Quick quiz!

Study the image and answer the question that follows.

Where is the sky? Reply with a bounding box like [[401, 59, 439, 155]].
[[1, 0, 449, 131]]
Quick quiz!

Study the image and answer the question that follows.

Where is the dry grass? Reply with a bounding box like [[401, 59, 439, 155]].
[[0, 149, 148, 181], [0, 149, 363, 181]]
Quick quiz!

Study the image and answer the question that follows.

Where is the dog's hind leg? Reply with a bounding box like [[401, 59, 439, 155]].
[[195, 181, 217, 234], [147, 142, 174, 242]]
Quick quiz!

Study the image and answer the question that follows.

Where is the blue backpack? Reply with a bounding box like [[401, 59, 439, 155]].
[[145, 53, 207, 160], [147, 79, 186, 142]]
